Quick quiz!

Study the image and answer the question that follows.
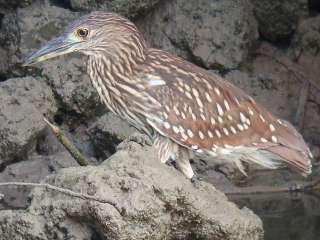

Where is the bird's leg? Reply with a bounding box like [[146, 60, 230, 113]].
[[176, 148, 195, 180]]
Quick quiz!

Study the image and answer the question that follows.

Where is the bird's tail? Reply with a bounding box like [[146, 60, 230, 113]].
[[266, 120, 312, 176], [246, 120, 313, 177]]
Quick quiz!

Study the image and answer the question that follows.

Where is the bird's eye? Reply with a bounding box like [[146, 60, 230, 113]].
[[76, 28, 88, 38]]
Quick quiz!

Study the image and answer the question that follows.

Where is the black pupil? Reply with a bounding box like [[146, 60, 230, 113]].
[[78, 29, 87, 37]]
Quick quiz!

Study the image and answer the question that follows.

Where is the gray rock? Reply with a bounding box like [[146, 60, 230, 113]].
[[0, 12, 20, 78], [0, 0, 33, 9], [288, 16, 320, 145], [290, 16, 320, 57], [138, 0, 258, 70], [252, 0, 308, 42], [88, 113, 135, 160], [67, 0, 162, 18], [0, 142, 263, 240], [0, 76, 56, 166]]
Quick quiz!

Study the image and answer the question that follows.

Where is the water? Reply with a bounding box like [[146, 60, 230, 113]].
[[231, 192, 320, 240]]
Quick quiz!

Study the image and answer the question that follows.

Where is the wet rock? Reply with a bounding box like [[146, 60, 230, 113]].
[[17, 1, 104, 119], [0, 142, 263, 240], [67, 0, 162, 18], [138, 0, 258, 70], [0, 76, 57, 167], [88, 113, 135, 160], [252, 0, 308, 42]]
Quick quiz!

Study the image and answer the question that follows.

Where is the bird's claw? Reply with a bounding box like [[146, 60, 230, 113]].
[[191, 174, 202, 188]]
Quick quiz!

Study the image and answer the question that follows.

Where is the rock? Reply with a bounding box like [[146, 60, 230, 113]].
[[290, 16, 320, 58], [0, 151, 77, 210], [138, 0, 258, 70], [87, 113, 135, 161], [252, 0, 308, 42], [0, 76, 57, 167], [0, 12, 20, 78], [0, 0, 33, 9], [67, 0, 162, 19], [40, 55, 105, 120], [16, 1, 105, 119], [0, 142, 263, 240], [288, 17, 320, 145]]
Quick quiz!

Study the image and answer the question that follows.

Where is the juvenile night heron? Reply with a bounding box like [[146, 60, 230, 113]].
[[24, 11, 312, 180]]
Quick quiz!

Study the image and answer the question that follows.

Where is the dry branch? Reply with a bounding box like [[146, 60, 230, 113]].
[[0, 181, 122, 214], [43, 117, 89, 166]]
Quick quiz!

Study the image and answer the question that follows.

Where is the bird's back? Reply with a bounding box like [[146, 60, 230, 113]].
[[141, 48, 312, 176]]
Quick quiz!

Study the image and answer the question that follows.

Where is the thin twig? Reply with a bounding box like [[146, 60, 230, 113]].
[[225, 179, 320, 195], [0, 181, 122, 214], [43, 117, 89, 166]]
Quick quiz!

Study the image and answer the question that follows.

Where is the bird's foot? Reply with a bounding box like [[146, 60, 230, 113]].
[[191, 174, 202, 188], [127, 132, 152, 146]]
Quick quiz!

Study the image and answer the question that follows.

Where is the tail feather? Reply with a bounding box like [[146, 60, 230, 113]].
[[263, 120, 312, 176], [267, 145, 312, 176]]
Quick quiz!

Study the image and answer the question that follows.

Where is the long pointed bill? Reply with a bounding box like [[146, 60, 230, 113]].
[[23, 36, 79, 66]]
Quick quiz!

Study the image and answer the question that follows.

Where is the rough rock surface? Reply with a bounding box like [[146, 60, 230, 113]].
[[0, 0, 33, 9], [252, 0, 308, 42], [88, 113, 135, 160], [0, 142, 264, 240], [67, 0, 161, 18], [0, 77, 56, 167], [138, 0, 258, 70], [288, 16, 320, 145], [0, 12, 20, 78]]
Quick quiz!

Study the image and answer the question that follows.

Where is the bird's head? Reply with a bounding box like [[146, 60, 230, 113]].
[[24, 11, 147, 66]]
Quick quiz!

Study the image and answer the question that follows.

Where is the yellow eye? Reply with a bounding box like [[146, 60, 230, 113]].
[[76, 28, 88, 38]]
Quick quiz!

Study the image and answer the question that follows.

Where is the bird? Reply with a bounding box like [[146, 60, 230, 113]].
[[24, 11, 313, 181]]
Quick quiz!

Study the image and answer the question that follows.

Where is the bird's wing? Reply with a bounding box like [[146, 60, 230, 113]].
[[143, 49, 276, 150], [142, 49, 312, 175]]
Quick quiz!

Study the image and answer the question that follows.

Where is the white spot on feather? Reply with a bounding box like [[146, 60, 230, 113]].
[[199, 131, 205, 139], [240, 112, 246, 123], [187, 129, 194, 138], [260, 137, 268, 143], [217, 103, 224, 116], [271, 135, 278, 143], [214, 87, 221, 96], [148, 78, 166, 86], [215, 129, 222, 138], [224, 100, 230, 111], [172, 126, 179, 134], [205, 92, 212, 102], [223, 128, 229, 136], [269, 124, 275, 132]]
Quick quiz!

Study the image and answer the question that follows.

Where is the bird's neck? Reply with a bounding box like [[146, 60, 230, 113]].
[[86, 52, 153, 134]]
